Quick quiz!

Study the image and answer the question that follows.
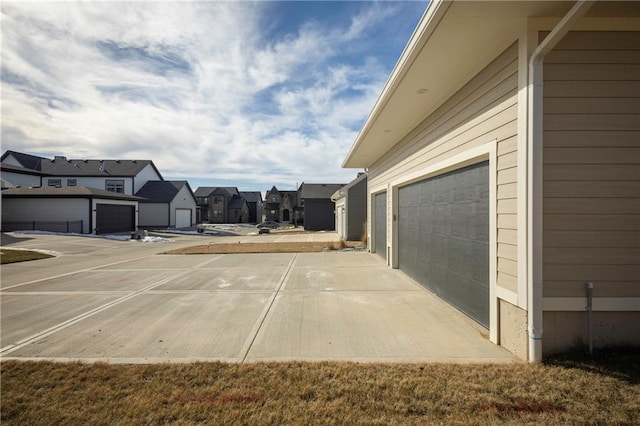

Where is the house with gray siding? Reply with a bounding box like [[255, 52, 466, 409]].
[[298, 183, 345, 231], [342, 0, 639, 361], [136, 181, 197, 229], [239, 191, 263, 223], [2, 186, 141, 234], [0, 150, 195, 234], [1, 150, 163, 195], [332, 173, 367, 241]]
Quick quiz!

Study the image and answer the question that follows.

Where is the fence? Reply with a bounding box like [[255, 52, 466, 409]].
[[2, 220, 84, 234]]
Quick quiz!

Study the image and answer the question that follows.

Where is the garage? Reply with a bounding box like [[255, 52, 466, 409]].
[[96, 204, 135, 234], [175, 208, 192, 229], [398, 161, 489, 326], [374, 192, 387, 261]]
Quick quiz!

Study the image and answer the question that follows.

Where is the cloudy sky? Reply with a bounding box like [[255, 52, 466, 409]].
[[1, 1, 427, 191]]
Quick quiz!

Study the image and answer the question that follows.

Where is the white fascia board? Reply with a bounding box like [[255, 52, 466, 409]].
[[342, 0, 450, 169]]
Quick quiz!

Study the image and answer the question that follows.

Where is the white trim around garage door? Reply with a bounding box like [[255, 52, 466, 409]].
[[388, 139, 499, 343]]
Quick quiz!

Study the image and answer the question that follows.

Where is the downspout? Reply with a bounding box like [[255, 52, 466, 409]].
[[527, 0, 595, 363]]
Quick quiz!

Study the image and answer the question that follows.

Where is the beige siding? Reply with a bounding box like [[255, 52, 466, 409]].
[[543, 31, 640, 299], [368, 42, 519, 292]]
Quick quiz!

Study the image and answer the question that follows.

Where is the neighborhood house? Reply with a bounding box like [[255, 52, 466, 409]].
[[1, 150, 197, 234]]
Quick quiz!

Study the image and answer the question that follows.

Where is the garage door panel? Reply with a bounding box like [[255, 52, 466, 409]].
[[399, 161, 489, 327], [374, 192, 387, 260], [176, 209, 191, 229], [96, 204, 135, 235]]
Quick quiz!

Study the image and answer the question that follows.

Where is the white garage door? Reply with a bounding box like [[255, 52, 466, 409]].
[[175, 209, 192, 229]]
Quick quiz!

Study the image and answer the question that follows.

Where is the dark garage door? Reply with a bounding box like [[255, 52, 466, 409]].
[[96, 204, 135, 234], [374, 192, 387, 261], [398, 162, 489, 326]]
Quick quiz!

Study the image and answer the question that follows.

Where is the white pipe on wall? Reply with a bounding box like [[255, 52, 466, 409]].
[[527, 0, 595, 363]]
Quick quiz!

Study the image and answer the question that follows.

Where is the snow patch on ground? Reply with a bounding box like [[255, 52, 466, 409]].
[[12, 230, 173, 243], [157, 229, 219, 235]]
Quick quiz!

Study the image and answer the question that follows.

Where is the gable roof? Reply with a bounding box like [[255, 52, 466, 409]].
[[299, 183, 346, 200], [331, 173, 367, 201], [194, 186, 240, 197], [239, 191, 263, 203], [40, 158, 160, 177], [217, 187, 239, 196], [194, 186, 216, 197], [136, 180, 194, 203], [0, 162, 45, 176], [2, 185, 142, 201], [1, 150, 45, 170], [228, 195, 247, 209], [136, 180, 180, 203], [1, 150, 162, 178]]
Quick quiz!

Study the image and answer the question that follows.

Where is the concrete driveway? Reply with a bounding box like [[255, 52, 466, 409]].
[[1, 232, 515, 363]]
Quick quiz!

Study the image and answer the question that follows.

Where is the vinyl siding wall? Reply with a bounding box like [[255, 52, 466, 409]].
[[1, 198, 91, 233], [170, 186, 197, 227], [542, 31, 640, 353], [368, 42, 519, 294], [139, 203, 169, 227], [134, 164, 162, 193], [346, 178, 367, 241], [1, 171, 40, 188]]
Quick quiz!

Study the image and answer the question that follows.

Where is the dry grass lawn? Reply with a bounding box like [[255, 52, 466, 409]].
[[2, 349, 638, 425], [164, 241, 363, 255], [0, 249, 53, 264]]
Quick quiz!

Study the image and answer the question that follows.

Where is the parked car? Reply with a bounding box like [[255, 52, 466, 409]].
[[256, 221, 279, 229]]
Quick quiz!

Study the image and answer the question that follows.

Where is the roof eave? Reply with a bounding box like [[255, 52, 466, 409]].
[[342, 0, 450, 169]]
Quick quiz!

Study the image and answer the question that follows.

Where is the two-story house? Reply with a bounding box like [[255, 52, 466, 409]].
[[194, 187, 249, 224], [264, 186, 298, 224], [1, 150, 196, 233], [239, 191, 263, 223]]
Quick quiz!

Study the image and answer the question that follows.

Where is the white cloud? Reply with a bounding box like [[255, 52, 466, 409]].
[[1, 1, 424, 190]]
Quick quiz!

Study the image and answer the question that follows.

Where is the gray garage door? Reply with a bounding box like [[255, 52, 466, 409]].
[[96, 204, 135, 234], [374, 192, 387, 261], [398, 162, 489, 326]]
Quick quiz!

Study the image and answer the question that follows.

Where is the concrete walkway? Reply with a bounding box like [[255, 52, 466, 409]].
[[1, 232, 515, 363]]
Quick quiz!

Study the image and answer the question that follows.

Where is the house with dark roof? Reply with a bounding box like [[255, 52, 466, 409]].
[[1, 185, 142, 234], [136, 181, 197, 229], [228, 195, 249, 223], [1, 150, 163, 195], [1, 149, 192, 234], [239, 191, 263, 223], [264, 186, 298, 224], [194, 186, 249, 224], [298, 183, 346, 231]]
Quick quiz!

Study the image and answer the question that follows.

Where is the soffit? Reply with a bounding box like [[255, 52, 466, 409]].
[[342, 1, 582, 168]]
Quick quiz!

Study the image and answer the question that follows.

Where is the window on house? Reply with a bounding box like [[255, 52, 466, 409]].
[[213, 210, 221, 217], [67, 179, 77, 186], [105, 179, 125, 193], [271, 210, 276, 214], [213, 196, 223, 204], [271, 196, 276, 202], [48, 179, 62, 188]]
